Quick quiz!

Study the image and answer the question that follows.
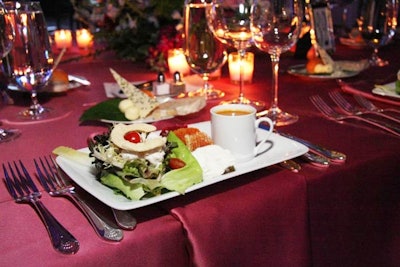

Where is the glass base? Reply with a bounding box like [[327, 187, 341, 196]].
[[7, 104, 71, 124], [221, 96, 265, 111], [0, 128, 21, 143], [19, 104, 52, 120], [257, 108, 298, 126], [188, 88, 225, 100]]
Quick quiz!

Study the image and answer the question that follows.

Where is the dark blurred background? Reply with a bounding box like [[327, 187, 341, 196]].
[[40, 0, 75, 31]]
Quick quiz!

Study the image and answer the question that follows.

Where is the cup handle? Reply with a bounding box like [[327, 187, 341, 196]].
[[254, 117, 274, 156]]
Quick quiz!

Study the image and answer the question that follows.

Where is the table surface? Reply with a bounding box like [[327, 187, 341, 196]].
[[1, 37, 400, 267]]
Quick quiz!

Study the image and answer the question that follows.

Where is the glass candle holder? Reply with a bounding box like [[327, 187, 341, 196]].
[[228, 52, 254, 84], [54, 29, 72, 49], [167, 48, 191, 76], [76, 29, 93, 49]]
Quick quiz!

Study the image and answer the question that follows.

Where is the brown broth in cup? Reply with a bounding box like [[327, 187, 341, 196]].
[[216, 109, 252, 116]]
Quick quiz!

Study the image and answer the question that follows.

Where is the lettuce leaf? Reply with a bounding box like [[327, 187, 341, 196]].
[[80, 98, 128, 122], [160, 132, 203, 194]]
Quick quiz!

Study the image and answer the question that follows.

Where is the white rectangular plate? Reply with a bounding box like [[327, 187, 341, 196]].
[[56, 121, 308, 210]]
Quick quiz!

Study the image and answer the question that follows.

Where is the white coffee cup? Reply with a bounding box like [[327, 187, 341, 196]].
[[210, 104, 274, 162]]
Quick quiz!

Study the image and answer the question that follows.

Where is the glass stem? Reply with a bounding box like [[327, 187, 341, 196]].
[[202, 73, 210, 99], [238, 49, 246, 103], [270, 53, 280, 113], [30, 90, 45, 115]]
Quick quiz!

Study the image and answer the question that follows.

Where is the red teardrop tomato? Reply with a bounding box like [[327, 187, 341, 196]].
[[124, 131, 141, 143], [169, 158, 186, 169]]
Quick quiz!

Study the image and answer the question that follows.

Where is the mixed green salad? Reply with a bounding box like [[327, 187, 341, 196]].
[[87, 124, 203, 200]]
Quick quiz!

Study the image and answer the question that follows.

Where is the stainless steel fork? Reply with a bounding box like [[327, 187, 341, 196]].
[[34, 156, 124, 242], [310, 95, 400, 137], [3, 160, 80, 254], [354, 94, 400, 115], [329, 90, 400, 124]]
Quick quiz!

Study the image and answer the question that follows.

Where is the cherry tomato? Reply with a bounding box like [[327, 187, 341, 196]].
[[169, 158, 186, 169], [124, 131, 141, 143]]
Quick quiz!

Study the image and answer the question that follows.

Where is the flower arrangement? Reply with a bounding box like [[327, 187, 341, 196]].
[[71, 0, 184, 72]]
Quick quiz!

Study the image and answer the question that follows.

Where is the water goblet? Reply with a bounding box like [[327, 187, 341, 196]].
[[184, 0, 227, 100], [329, 0, 355, 37], [6, 1, 54, 120], [208, 0, 265, 109], [251, 0, 303, 126], [0, 0, 20, 142], [358, 0, 398, 67]]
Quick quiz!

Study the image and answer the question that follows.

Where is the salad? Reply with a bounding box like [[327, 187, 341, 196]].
[[88, 123, 203, 200]]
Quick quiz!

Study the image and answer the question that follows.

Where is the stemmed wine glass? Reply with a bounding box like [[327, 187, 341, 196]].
[[184, 0, 227, 100], [329, 0, 355, 37], [251, 0, 303, 126], [208, 0, 264, 109], [5, 1, 54, 120], [358, 0, 398, 67], [0, 0, 20, 142]]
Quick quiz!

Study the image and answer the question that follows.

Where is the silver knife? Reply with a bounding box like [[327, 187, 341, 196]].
[[278, 132, 346, 163]]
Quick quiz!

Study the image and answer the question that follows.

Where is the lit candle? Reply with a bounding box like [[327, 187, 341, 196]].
[[167, 48, 191, 76], [54, 29, 72, 49], [76, 29, 93, 49], [228, 52, 254, 84]]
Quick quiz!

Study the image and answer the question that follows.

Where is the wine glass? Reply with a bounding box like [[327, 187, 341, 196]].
[[0, 0, 20, 142], [358, 0, 398, 67], [329, 0, 355, 37], [208, 0, 264, 109], [5, 1, 54, 120], [184, 0, 227, 100], [251, 0, 303, 126]]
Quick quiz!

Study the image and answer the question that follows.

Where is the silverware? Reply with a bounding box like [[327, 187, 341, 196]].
[[68, 75, 91, 86], [278, 132, 346, 163], [3, 160, 80, 254], [279, 159, 301, 172], [310, 95, 400, 137], [301, 151, 330, 167], [329, 90, 400, 124], [354, 94, 400, 115], [257, 120, 345, 163], [112, 209, 137, 230], [34, 156, 124, 242]]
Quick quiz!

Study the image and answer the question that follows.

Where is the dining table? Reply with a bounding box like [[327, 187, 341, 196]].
[[1, 34, 399, 267]]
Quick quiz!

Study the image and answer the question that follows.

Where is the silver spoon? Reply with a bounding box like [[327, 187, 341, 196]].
[[112, 208, 137, 230]]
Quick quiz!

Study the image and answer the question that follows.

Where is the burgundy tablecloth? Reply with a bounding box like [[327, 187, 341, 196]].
[[1, 36, 400, 267]]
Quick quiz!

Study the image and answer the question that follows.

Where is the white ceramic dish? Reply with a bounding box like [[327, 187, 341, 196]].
[[288, 64, 360, 79], [372, 82, 400, 99], [56, 121, 308, 210]]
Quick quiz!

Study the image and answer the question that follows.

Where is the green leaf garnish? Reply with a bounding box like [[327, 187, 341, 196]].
[[80, 99, 129, 122]]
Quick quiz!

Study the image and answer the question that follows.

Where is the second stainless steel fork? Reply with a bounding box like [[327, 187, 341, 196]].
[[34, 156, 124, 242]]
